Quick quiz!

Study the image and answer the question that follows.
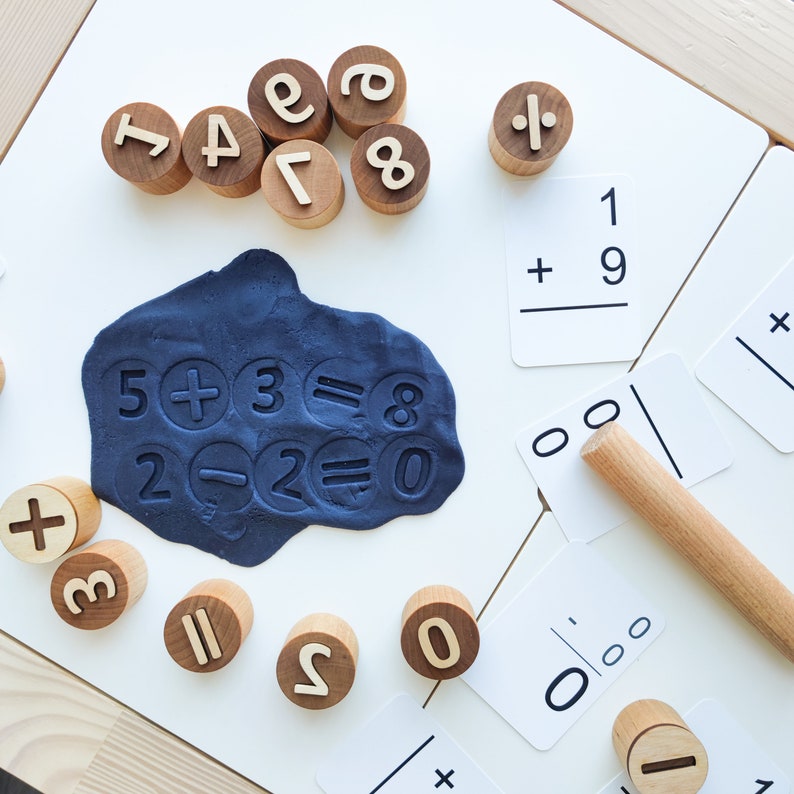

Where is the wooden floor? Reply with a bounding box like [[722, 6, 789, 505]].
[[1, 0, 793, 791]]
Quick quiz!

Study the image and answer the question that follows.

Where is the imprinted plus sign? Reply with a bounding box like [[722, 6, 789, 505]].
[[8, 498, 65, 551], [170, 367, 220, 421], [434, 768, 455, 789], [770, 311, 790, 333]]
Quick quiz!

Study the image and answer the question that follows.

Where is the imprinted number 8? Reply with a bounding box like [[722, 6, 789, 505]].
[[366, 136, 415, 190]]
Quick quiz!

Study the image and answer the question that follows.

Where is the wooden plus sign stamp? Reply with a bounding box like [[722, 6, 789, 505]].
[[0, 476, 101, 563]]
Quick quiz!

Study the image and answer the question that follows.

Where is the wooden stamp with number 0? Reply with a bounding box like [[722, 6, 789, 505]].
[[400, 585, 480, 679]]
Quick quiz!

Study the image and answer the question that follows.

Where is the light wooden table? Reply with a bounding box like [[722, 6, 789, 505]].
[[1, 1, 792, 791]]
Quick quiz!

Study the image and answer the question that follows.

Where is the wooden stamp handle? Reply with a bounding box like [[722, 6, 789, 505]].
[[581, 421, 794, 663]]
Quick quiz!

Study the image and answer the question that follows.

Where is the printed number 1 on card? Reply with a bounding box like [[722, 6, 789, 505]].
[[504, 174, 641, 366]]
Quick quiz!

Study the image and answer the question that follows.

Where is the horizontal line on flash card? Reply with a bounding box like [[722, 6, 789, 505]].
[[520, 302, 629, 313], [736, 336, 794, 392]]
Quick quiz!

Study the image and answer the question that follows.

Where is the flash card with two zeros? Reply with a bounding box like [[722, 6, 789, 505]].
[[516, 353, 732, 542], [462, 541, 665, 751], [696, 259, 794, 452], [504, 173, 640, 366]]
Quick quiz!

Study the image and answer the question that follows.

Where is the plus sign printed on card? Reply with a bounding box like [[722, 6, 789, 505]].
[[696, 259, 794, 452], [504, 174, 639, 366]]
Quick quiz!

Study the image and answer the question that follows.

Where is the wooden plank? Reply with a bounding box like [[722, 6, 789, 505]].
[[0, 631, 120, 794], [558, 0, 794, 147], [74, 712, 272, 794], [0, 0, 96, 162]]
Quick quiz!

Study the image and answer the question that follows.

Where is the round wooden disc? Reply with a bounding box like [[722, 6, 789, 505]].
[[350, 123, 430, 215], [248, 59, 332, 146], [0, 356, 5, 393], [0, 476, 101, 564], [327, 45, 407, 139], [261, 139, 344, 228], [400, 585, 479, 679], [50, 539, 147, 630], [182, 106, 266, 198], [276, 613, 358, 709], [101, 102, 192, 194], [163, 579, 253, 673], [489, 81, 573, 176], [613, 699, 709, 794]]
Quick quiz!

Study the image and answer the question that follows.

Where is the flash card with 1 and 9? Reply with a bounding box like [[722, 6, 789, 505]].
[[316, 693, 503, 793], [516, 353, 732, 542], [696, 258, 794, 452], [504, 173, 640, 366], [462, 541, 665, 751]]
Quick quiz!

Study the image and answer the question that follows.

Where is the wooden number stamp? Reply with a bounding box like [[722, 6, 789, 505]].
[[0, 476, 101, 563], [489, 81, 573, 176], [101, 102, 192, 194], [350, 123, 430, 215], [261, 139, 344, 228], [327, 45, 407, 139], [0, 355, 5, 394], [181, 106, 266, 198], [163, 579, 253, 672], [50, 539, 147, 629], [276, 613, 358, 709], [613, 699, 709, 794], [248, 59, 332, 146], [400, 585, 479, 679]]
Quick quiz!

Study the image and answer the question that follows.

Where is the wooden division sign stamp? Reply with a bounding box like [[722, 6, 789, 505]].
[[489, 81, 573, 176]]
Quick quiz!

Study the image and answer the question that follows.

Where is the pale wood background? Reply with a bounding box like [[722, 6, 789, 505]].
[[1, 0, 792, 791]]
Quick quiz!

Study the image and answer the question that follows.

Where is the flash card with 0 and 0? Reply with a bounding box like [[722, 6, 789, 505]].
[[462, 541, 665, 751], [316, 693, 504, 793], [597, 698, 790, 794], [504, 173, 640, 367], [696, 258, 794, 452], [516, 353, 733, 542]]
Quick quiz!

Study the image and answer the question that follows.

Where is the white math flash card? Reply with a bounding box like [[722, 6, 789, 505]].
[[597, 698, 790, 794], [504, 173, 640, 366], [516, 353, 732, 542], [696, 259, 794, 452], [462, 541, 665, 751], [317, 693, 504, 793]]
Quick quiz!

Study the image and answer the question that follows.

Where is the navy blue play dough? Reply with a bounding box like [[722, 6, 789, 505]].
[[82, 249, 465, 566]]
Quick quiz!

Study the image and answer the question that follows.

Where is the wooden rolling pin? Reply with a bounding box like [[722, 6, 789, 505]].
[[581, 421, 794, 663]]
